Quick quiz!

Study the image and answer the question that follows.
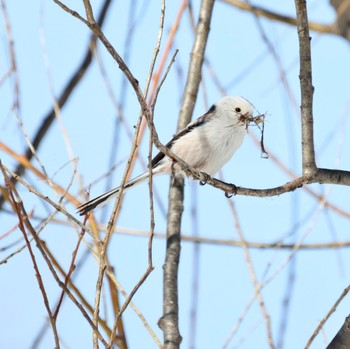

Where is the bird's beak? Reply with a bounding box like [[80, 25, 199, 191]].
[[239, 112, 251, 123]]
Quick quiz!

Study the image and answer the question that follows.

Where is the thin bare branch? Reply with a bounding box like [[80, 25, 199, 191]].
[[222, 0, 338, 35], [83, 0, 95, 23], [41, 243, 117, 340], [0, 0, 20, 110], [0, 0, 112, 209], [307, 292, 350, 348], [53, 219, 86, 320], [109, 226, 350, 250], [1, 165, 108, 346], [108, 267, 154, 348], [0, 162, 60, 348], [229, 200, 275, 348], [147, 0, 167, 269], [105, 271, 163, 348], [2, 164, 97, 240]]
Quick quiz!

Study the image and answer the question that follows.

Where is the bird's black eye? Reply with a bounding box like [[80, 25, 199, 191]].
[[235, 107, 241, 113]]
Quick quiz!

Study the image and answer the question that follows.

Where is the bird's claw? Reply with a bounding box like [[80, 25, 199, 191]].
[[199, 172, 210, 186], [225, 184, 237, 198]]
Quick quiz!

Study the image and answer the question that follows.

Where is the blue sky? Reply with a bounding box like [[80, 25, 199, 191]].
[[1, 0, 350, 348]]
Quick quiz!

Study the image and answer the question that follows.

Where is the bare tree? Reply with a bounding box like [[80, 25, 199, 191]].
[[1, 0, 350, 348]]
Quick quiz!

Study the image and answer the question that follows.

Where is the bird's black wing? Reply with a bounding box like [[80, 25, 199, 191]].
[[151, 104, 216, 168]]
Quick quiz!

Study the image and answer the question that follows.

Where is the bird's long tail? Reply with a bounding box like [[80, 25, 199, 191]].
[[77, 170, 152, 215]]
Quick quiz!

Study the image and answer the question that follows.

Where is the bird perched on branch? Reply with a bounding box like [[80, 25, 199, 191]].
[[77, 96, 258, 215]]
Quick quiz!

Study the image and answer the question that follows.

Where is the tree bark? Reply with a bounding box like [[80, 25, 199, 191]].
[[158, 0, 215, 347], [327, 316, 350, 349]]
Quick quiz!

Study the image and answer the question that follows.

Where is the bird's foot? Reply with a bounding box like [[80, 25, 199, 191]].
[[199, 172, 210, 186], [225, 183, 237, 198]]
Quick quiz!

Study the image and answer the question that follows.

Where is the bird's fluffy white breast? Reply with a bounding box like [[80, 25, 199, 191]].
[[170, 117, 246, 175]]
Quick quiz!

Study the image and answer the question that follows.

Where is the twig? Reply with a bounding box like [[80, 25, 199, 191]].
[[147, 48, 179, 267], [0, 209, 58, 263], [95, 0, 186, 224], [1, 163, 108, 346], [0, 162, 60, 348], [94, 0, 139, 225], [39, 15, 77, 164], [0, 0, 20, 110], [2, 164, 97, 240], [147, 0, 167, 269], [306, 288, 350, 348], [93, 251, 107, 349], [0, 142, 81, 206], [249, 137, 350, 219], [123, 0, 187, 197], [228, 200, 275, 348], [107, 267, 154, 348], [0, 0, 112, 209], [108, 2, 168, 346], [93, 9, 145, 346], [223, 285, 263, 348], [83, 0, 95, 22], [40, 243, 122, 345], [188, 184, 200, 349], [5, 220, 350, 269], [224, 191, 329, 346], [105, 270, 163, 348], [264, 191, 329, 290], [108, 226, 350, 250], [53, 216, 87, 320], [222, 0, 337, 35], [73, 0, 168, 344], [76, 0, 113, 342]]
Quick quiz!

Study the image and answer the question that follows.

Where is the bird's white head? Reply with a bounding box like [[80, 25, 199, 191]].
[[215, 96, 254, 126]]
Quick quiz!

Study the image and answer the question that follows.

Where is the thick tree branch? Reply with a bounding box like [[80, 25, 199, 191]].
[[208, 168, 350, 197], [330, 0, 350, 40], [177, 0, 213, 130], [295, 0, 317, 176], [145, 129, 350, 197], [326, 315, 350, 349], [158, 0, 215, 347], [158, 175, 184, 348]]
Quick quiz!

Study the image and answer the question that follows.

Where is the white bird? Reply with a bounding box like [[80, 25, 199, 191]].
[[77, 96, 256, 215]]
